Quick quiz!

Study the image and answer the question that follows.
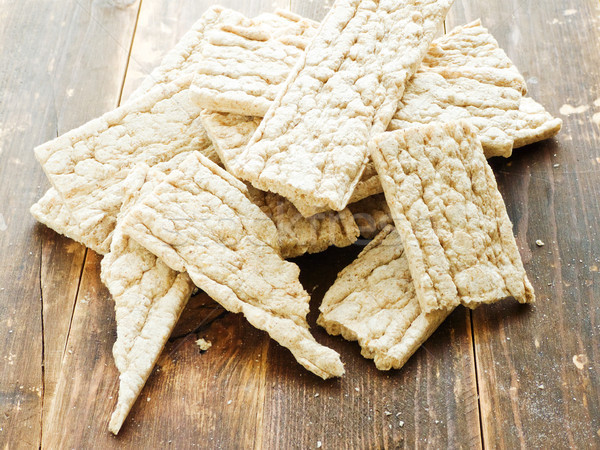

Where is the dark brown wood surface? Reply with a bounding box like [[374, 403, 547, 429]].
[[0, 0, 597, 448]]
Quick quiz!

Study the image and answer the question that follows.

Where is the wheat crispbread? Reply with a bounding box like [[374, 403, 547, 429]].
[[120, 152, 344, 379], [232, 0, 454, 216], [100, 155, 196, 434], [370, 121, 535, 314], [318, 226, 451, 370], [190, 11, 318, 116]]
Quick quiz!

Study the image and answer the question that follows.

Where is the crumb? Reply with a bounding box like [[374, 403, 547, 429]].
[[553, 164, 560, 168], [384, 411, 392, 416], [355, 387, 360, 392], [536, 240, 545, 247], [227, 400, 232, 405], [195, 338, 212, 351], [314, 393, 319, 398], [559, 104, 589, 115], [573, 354, 588, 370], [538, 384, 545, 390], [316, 441, 322, 448], [399, 421, 404, 427]]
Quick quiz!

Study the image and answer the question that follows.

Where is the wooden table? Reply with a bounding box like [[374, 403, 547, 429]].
[[1, 0, 599, 448]]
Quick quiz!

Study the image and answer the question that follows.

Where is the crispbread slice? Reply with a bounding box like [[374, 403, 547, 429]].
[[233, 0, 454, 216], [388, 20, 562, 158], [34, 75, 215, 254], [348, 193, 393, 240], [190, 12, 318, 116], [200, 110, 359, 258], [318, 226, 451, 370], [120, 152, 344, 379], [370, 121, 535, 314], [100, 155, 195, 435]]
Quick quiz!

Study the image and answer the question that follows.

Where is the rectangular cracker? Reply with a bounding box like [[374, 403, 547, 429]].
[[190, 12, 318, 116], [318, 226, 451, 370], [119, 152, 344, 379], [232, 0, 454, 216], [200, 110, 359, 257], [388, 20, 562, 158], [370, 121, 535, 314], [99, 155, 196, 435], [34, 75, 215, 254]]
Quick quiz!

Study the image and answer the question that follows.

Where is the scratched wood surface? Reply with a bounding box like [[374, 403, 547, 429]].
[[0, 0, 598, 448], [447, 0, 600, 447]]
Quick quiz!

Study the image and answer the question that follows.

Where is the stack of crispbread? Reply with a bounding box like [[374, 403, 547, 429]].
[[30, 1, 561, 434]]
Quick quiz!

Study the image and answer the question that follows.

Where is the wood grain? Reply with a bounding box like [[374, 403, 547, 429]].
[[448, 0, 600, 447], [4, 0, 599, 447]]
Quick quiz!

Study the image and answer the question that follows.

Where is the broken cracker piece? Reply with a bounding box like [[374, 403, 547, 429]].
[[34, 75, 214, 254], [120, 152, 344, 379], [200, 110, 359, 258], [318, 226, 451, 370], [234, 0, 454, 216], [370, 121, 535, 314], [101, 155, 196, 435]]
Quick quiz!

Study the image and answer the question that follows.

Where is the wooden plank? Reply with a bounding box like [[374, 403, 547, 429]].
[[35, 1, 142, 436], [448, 1, 600, 447], [41, 0, 289, 446], [0, 0, 137, 446]]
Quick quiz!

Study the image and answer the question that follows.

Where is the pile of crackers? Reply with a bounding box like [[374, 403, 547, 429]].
[[30, 1, 561, 434]]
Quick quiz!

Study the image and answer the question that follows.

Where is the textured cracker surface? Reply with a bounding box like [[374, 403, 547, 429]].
[[100, 156, 195, 434], [190, 12, 317, 116], [235, 0, 453, 214], [34, 76, 214, 254], [318, 226, 450, 370], [388, 20, 562, 158], [200, 110, 359, 257], [120, 152, 344, 379], [370, 121, 535, 313], [30, 188, 104, 253]]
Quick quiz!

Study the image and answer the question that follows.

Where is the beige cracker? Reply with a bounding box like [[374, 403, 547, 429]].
[[190, 12, 318, 116], [233, 0, 454, 216], [370, 121, 535, 313], [388, 20, 562, 158], [100, 155, 196, 434], [318, 226, 451, 370], [200, 110, 359, 258], [120, 152, 344, 379], [34, 75, 215, 254]]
